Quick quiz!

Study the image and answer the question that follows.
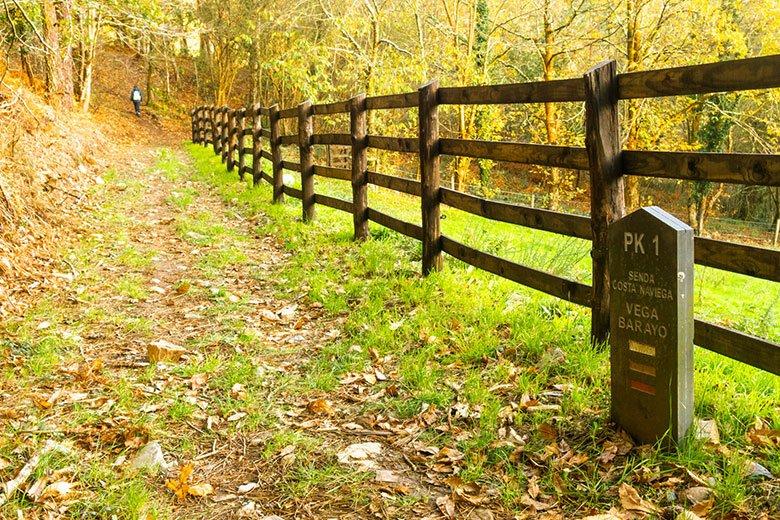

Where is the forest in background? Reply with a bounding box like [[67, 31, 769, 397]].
[[2, 0, 779, 240]]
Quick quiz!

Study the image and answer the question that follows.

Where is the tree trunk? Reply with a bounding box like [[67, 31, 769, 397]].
[[41, 0, 75, 110]]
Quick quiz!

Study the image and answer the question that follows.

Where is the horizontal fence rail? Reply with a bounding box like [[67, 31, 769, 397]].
[[190, 53, 780, 377]]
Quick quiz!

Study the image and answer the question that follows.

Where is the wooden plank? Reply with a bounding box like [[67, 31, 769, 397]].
[[278, 107, 298, 119], [365, 91, 419, 110], [351, 94, 369, 240], [584, 60, 626, 345], [269, 104, 284, 203], [623, 150, 780, 186], [440, 188, 592, 239], [367, 171, 421, 197], [220, 107, 230, 164], [419, 80, 442, 274], [314, 194, 353, 213], [311, 133, 352, 146], [312, 100, 350, 115], [441, 236, 591, 307], [694, 237, 779, 282], [261, 150, 273, 162], [283, 185, 303, 199], [366, 135, 420, 154], [367, 208, 423, 240], [260, 129, 272, 139], [242, 147, 253, 156], [279, 134, 298, 146], [282, 161, 301, 172], [312, 165, 351, 181], [242, 128, 253, 137], [439, 77, 586, 105], [211, 107, 220, 155], [261, 172, 273, 184], [299, 100, 315, 222], [618, 54, 780, 99], [439, 138, 589, 170], [694, 319, 779, 375]]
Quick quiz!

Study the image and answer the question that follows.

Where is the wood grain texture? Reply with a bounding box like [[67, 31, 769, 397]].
[[584, 60, 626, 345], [440, 188, 592, 239], [623, 150, 780, 186], [618, 54, 780, 99], [312, 165, 351, 180], [438, 77, 586, 105], [311, 133, 352, 146], [367, 171, 421, 197], [281, 161, 302, 172], [365, 91, 419, 110], [694, 319, 779, 375], [278, 106, 298, 119], [236, 110, 247, 180], [367, 208, 423, 240], [252, 103, 263, 186], [279, 134, 298, 146], [419, 80, 442, 274], [312, 100, 350, 115], [282, 185, 303, 199], [441, 236, 591, 306], [351, 94, 369, 240], [694, 237, 779, 282], [269, 104, 284, 203], [366, 135, 420, 153], [299, 100, 315, 222], [314, 194, 354, 213], [439, 138, 589, 170]]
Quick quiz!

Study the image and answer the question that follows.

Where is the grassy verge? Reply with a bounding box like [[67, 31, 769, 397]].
[[188, 143, 779, 516]]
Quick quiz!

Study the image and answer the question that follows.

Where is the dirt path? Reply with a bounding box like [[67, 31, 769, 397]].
[[0, 118, 480, 518]]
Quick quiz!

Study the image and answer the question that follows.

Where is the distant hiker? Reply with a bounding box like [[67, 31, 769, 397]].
[[131, 86, 142, 116]]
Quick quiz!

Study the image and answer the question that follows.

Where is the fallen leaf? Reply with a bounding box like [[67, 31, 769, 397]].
[[306, 398, 335, 416], [619, 483, 660, 514], [436, 494, 456, 519], [187, 482, 214, 497], [237, 482, 259, 494]]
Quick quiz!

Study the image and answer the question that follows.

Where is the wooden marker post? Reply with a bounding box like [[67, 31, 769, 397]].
[[237, 108, 247, 180], [350, 94, 368, 240], [269, 104, 284, 204], [419, 80, 442, 275], [299, 100, 315, 222], [252, 104, 263, 187], [585, 60, 626, 347], [212, 107, 220, 154], [609, 206, 694, 446]]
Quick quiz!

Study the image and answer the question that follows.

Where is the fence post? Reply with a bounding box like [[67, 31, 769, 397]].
[[269, 104, 284, 204], [196, 106, 203, 144], [190, 108, 196, 143], [237, 108, 247, 180], [299, 100, 315, 222], [221, 107, 230, 163], [419, 80, 442, 275], [350, 94, 369, 240], [212, 107, 221, 155], [204, 105, 212, 146], [584, 60, 625, 347], [252, 104, 263, 187], [227, 109, 238, 171]]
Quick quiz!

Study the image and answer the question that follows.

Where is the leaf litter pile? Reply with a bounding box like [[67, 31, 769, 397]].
[[0, 134, 778, 518]]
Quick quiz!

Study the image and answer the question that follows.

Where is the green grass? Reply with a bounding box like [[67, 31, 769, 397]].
[[185, 142, 780, 516]]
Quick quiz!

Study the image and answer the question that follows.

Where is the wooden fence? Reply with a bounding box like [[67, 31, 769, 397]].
[[190, 55, 780, 377]]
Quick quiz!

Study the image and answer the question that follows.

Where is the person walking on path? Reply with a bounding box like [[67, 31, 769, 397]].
[[131, 86, 142, 116]]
